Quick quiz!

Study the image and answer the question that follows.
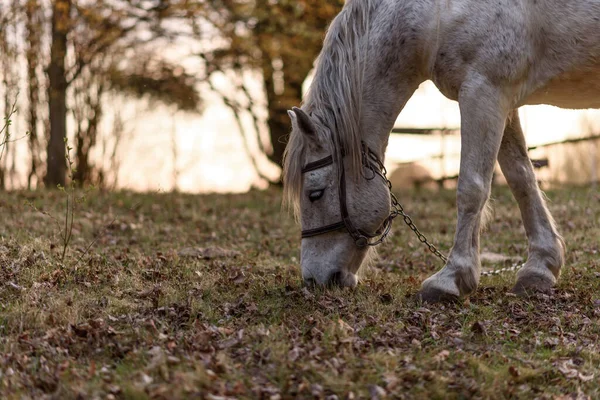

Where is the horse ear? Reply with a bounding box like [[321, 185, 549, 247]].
[[289, 106, 316, 136]]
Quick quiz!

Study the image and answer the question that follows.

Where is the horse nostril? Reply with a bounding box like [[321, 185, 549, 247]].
[[304, 277, 317, 287], [327, 271, 343, 287]]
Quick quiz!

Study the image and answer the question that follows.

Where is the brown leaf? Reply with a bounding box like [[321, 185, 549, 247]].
[[471, 321, 487, 336], [218, 337, 239, 349], [578, 372, 595, 382], [310, 384, 323, 396], [139, 372, 153, 386], [433, 350, 450, 363], [383, 373, 399, 391], [71, 323, 91, 338], [557, 360, 579, 379], [301, 287, 314, 300], [379, 293, 393, 304], [229, 271, 246, 284], [136, 285, 162, 299], [338, 319, 354, 334], [7, 281, 24, 291], [108, 385, 121, 395], [288, 347, 301, 362]]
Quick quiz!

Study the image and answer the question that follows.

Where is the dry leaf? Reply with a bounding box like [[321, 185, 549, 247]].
[[557, 360, 579, 379], [578, 372, 595, 382], [471, 321, 487, 335], [433, 350, 450, 363]]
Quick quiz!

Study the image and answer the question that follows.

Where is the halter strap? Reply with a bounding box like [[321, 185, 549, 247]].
[[301, 155, 334, 173], [300, 143, 389, 248], [300, 221, 346, 238]]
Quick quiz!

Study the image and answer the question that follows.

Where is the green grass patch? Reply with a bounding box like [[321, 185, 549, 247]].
[[0, 186, 599, 398]]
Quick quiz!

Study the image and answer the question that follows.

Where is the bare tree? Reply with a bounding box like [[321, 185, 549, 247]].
[[25, 0, 43, 188], [45, 0, 72, 188], [195, 0, 344, 170], [44, 0, 203, 187]]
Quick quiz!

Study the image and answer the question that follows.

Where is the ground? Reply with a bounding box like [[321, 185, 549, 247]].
[[0, 185, 599, 399]]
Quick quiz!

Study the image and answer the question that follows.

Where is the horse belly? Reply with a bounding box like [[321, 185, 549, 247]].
[[525, 65, 600, 109]]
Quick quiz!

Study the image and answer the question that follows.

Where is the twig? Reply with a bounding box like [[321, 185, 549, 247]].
[[59, 138, 76, 263], [0, 95, 19, 162]]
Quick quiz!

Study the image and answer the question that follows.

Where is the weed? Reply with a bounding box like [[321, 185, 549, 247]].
[[0, 95, 30, 164]]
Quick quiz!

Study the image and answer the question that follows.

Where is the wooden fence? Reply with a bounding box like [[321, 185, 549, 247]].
[[390, 128, 600, 188]]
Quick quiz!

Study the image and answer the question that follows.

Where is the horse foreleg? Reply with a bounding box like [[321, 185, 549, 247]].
[[418, 78, 507, 302], [498, 110, 565, 295]]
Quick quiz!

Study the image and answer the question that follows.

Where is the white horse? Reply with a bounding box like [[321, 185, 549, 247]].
[[283, 0, 600, 301]]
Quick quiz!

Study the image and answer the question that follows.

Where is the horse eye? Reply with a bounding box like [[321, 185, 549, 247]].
[[308, 189, 325, 202]]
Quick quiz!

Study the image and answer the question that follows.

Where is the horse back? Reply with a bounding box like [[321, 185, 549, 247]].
[[524, 1, 600, 108], [427, 0, 600, 109]]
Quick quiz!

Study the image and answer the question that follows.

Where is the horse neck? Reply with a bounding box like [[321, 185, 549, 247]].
[[359, 66, 423, 163], [358, 2, 432, 160]]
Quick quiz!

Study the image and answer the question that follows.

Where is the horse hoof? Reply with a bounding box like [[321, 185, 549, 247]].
[[416, 287, 460, 304], [511, 273, 555, 297]]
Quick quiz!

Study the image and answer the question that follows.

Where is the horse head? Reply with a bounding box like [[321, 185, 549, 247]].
[[284, 107, 391, 288]]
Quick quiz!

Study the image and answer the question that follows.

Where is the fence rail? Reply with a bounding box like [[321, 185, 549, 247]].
[[391, 128, 599, 165], [390, 128, 600, 187], [526, 133, 600, 150]]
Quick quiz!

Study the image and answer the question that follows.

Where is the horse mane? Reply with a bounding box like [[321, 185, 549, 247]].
[[283, 0, 376, 217]]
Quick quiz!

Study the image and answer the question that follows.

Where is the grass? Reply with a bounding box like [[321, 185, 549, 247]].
[[0, 185, 599, 399]]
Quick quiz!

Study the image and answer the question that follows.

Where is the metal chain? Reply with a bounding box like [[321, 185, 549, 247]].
[[391, 192, 448, 263], [371, 149, 520, 277], [394, 191, 522, 277], [481, 263, 522, 277]]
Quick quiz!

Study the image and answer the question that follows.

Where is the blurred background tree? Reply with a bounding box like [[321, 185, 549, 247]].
[[0, 0, 343, 189], [194, 0, 344, 172], [45, 0, 202, 187], [1, 0, 202, 188]]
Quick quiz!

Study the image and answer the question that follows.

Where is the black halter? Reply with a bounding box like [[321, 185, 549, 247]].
[[300, 142, 399, 248]]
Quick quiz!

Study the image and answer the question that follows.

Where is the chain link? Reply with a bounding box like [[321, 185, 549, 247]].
[[364, 144, 519, 277], [480, 263, 522, 277], [391, 193, 448, 263], [377, 155, 519, 276], [367, 146, 449, 262], [393, 190, 522, 277]]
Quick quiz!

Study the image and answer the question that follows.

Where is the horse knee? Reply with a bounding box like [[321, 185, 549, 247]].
[[503, 162, 529, 182], [458, 175, 489, 213], [503, 163, 537, 196]]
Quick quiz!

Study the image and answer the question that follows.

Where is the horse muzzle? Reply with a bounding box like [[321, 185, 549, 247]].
[[302, 267, 358, 288]]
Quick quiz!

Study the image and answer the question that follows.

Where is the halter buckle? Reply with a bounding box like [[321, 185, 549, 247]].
[[355, 236, 368, 248]]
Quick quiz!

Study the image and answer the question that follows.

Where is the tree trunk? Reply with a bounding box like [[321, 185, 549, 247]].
[[73, 93, 101, 185], [74, 128, 89, 184], [45, 0, 71, 188], [26, 0, 41, 189], [263, 58, 306, 169]]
